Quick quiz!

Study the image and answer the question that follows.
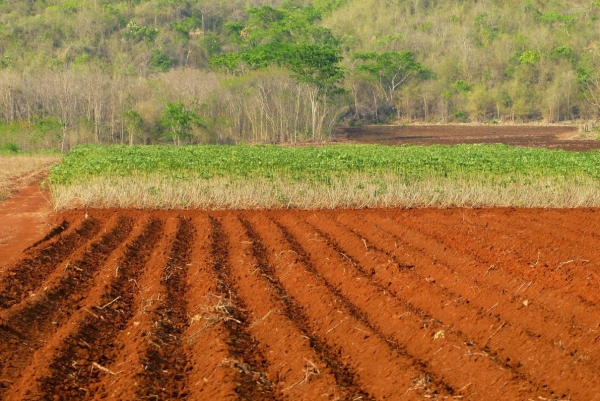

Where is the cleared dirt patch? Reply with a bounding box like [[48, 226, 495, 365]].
[[0, 180, 55, 269], [0, 155, 60, 202], [1, 207, 600, 400], [335, 124, 600, 151]]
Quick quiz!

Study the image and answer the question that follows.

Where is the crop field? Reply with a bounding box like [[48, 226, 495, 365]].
[[2, 140, 600, 400], [0, 207, 599, 400], [49, 144, 600, 210]]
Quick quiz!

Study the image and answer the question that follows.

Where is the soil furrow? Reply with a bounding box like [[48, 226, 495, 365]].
[[332, 211, 598, 399], [358, 211, 600, 360], [1, 215, 151, 401], [298, 213, 540, 398], [356, 211, 600, 336], [536, 209, 600, 238], [35, 217, 164, 399], [24, 220, 69, 251], [249, 212, 447, 399], [208, 215, 277, 401], [277, 212, 532, 399], [0, 215, 133, 397], [0, 217, 101, 309], [236, 215, 368, 400], [136, 216, 195, 400], [1, 208, 599, 400], [85, 214, 179, 400], [397, 209, 600, 302], [182, 215, 238, 400]]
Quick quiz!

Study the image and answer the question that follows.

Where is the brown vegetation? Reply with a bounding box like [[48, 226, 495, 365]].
[[50, 173, 600, 211]]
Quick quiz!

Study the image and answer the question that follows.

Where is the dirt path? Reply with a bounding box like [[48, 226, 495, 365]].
[[0, 179, 56, 270], [1, 207, 600, 400]]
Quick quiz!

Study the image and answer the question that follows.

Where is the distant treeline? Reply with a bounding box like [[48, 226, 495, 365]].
[[1, 0, 599, 150]]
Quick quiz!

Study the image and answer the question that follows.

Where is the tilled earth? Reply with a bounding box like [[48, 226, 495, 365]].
[[335, 124, 600, 151], [1, 207, 600, 400]]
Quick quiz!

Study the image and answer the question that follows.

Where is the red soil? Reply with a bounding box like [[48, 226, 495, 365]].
[[335, 124, 600, 151], [1, 206, 600, 400], [0, 179, 54, 269]]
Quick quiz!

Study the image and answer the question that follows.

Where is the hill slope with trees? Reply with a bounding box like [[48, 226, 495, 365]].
[[0, 0, 599, 150]]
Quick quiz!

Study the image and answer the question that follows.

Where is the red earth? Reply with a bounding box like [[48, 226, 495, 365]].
[[0, 179, 54, 269], [335, 124, 600, 151], [1, 201, 600, 400]]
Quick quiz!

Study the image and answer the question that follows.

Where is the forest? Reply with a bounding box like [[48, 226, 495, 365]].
[[1, 0, 600, 150]]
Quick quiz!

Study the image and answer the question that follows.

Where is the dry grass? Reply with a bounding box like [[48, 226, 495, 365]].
[[50, 172, 600, 210], [186, 295, 239, 344], [0, 155, 61, 201]]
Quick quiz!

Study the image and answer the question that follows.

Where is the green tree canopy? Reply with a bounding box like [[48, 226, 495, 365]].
[[160, 102, 202, 146]]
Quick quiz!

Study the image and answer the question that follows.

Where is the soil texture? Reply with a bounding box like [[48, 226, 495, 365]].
[[335, 125, 600, 151], [1, 207, 599, 400], [0, 179, 54, 269]]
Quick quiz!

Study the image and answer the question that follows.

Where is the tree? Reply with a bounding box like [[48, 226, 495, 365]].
[[120, 109, 143, 145], [352, 51, 429, 119], [577, 50, 600, 119], [160, 102, 201, 145], [210, 4, 344, 140]]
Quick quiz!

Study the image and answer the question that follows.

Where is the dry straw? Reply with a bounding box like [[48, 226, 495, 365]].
[[51, 172, 600, 210]]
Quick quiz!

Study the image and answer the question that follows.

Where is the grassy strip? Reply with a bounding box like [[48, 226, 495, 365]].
[[0, 155, 61, 201], [49, 144, 600, 210], [51, 173, 600, 210]]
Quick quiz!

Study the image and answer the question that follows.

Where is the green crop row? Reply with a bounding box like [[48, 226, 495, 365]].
[[49, 144, 600, 185]]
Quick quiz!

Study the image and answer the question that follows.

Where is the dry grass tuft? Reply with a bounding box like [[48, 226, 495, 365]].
[[51, 172, 600, 210], [186, 295, 240, 343]]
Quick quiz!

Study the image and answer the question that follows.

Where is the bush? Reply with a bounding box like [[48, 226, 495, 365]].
[[3, 142, 19, 153]]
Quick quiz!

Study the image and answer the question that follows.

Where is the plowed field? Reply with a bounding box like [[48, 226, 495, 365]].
[[1, 207, 600, 400], [335, 125, 600, 151]]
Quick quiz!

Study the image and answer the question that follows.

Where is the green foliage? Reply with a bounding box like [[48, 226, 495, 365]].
[[149, 50, 172, 72], [352, 51, 428, 97], [472, 13, 498, 47], [242, 5, 327, 45], [287, 44, 344, 94], [123, 21, 158, 42], [576, 54, 594, 87], [160, 102, 202, 144], [519, 50, 540, 64], [453, 80, 472, 93], [0, 118, 62, 151], [199, 33, 221, 56], [500, 91, 512, 108], [549, 45, 573, 62], [173, 17, 202, 38], [0, 56, 12, 69], [120, 110, 143, 144], [354, 51, 424, 80], [212, 4, 343, 94], [62, 0, 78, 14], [50, 144, 600, 186], [538, 11, 574, 25], [1, 0, 600, 138], [2, 142, 19, 153]]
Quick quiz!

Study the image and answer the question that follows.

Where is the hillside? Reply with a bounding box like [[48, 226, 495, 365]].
[[0, 0, 599, 150], [324, 0, 600, 124]]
